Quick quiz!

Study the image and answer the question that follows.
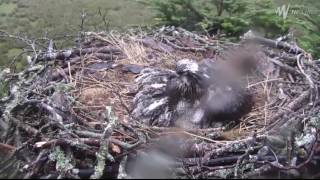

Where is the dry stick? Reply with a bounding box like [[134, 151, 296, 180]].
[[190, 164, 237, 175], [296, 54, 315, 89], [234, 147, 251, 178], [243, 32, 305, 54], [181, 131, 227, 144], [266, 90, 311, 132], [247, 78, 281, 88], [163, 38, 207, 52], [241, 164, 272, 179], [259, 131, 319, 170], [68, 62, 73, 84], [38, 102, 79, 138], [74, 129, 137, 146], [90, 106, 117, 179], [113, 89, 131, 115], [10, 114, 38, 135], [117, 155, 130, 179], [24, 149, 49, 178], [78, 49, 85, 96], [52, 65, 77, 81], [270, 58, 301, 75], [234, 132, 257, 178]]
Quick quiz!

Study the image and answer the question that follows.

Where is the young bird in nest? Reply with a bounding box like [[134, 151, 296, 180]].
[[131, 58, 253, 129]]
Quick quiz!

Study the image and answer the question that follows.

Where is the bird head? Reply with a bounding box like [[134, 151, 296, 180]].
[[166, 59, 204, 115], [176, 59, 199, 75]]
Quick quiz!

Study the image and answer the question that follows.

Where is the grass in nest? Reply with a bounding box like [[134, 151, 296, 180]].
[[107, 33, 149, 65]]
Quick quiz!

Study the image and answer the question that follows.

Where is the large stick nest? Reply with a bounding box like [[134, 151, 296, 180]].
[[0, 27, 320, 179]]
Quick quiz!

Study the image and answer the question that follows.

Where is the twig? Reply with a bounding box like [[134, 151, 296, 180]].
[[90, 106, 117, 179]]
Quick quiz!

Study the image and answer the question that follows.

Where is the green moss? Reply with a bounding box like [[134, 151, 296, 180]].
[[6, 48, 22, 59], [14, 61, 27, 72], [0, 78, 9, 98], [49, 146, 74, 178], [0, 2, 17, 15]]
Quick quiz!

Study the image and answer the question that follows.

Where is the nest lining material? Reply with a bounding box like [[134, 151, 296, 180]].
[[0, 27, 319, 179], [72, 33, 291, 137]]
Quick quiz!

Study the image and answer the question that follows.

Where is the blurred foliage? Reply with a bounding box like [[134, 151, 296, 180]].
[[0, 0, 153, 70], [0, 0, 319, 70], [148, 0, 320, 58]]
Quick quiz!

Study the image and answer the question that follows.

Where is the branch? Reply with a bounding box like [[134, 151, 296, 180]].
[[90, 106, 118, 179]]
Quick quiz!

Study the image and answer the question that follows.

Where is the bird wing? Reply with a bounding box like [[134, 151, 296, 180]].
[[131, 68, 176, 126]]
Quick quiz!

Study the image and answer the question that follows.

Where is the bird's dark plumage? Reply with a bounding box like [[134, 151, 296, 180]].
[[131, 58, 253, 129]]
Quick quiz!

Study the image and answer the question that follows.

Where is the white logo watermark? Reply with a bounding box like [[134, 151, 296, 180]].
[[275, 4, 317, 19]]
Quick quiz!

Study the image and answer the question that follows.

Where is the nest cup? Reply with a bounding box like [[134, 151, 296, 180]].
[[0, 27, 319, 179]]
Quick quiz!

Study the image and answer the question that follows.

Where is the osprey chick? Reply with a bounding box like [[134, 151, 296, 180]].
[[131, 58, 253, 129]]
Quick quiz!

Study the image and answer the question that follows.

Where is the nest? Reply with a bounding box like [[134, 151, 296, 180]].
[[0, 27, 319, 179]]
